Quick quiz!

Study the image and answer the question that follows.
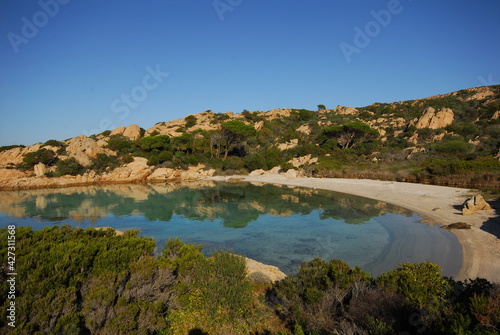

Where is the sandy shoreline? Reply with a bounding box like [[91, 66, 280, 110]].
[[207, 175, 500, 282]]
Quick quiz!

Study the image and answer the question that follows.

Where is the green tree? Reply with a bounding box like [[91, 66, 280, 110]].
[[106, 135, 133, 154], [184, 115, 197, 128], [139, 135, 170, 151], [219, 120, 256, 159], [321, 121, 379, 149]]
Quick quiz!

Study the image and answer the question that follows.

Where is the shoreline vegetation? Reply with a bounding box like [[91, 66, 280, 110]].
[[1, 214, 499, 334]]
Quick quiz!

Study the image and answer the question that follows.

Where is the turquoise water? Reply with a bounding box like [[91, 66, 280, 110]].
[[0, 181, 461, 276]]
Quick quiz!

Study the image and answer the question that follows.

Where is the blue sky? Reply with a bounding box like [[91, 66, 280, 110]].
[[1, 0, 499, 146]]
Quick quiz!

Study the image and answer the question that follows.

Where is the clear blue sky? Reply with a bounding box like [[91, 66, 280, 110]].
[[1, 0, 499, 146]]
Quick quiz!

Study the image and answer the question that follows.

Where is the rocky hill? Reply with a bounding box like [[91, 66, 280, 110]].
[[1, 85, 499, 190]]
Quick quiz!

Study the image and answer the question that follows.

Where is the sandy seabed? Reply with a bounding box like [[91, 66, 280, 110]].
[[207, 175, 500, 282]]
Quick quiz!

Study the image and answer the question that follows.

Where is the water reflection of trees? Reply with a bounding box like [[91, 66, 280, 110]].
[[0, 182, 411, 228]]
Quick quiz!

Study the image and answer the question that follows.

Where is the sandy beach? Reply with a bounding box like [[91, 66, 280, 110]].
[[208, 175, 500, 282]]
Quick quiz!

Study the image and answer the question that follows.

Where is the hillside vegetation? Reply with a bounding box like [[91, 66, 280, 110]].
[[1, 226, 499, 334], [1, 85, 499, 188]]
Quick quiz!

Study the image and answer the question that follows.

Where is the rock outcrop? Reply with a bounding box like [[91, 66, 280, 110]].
[[147, 164, 215, 181], [65, 135, 115, 166], [415, 107, 454, 129], [0, 144, 42, 168], [101, 157, 152, 182], [288, 154, 318, 168], [491, 111, 500, 121], [110, 124, 141, 140], [245, 257, 286, 283], [296, 124, 312, 135], [277, 139, 298, 151], [123, 125, 141, 140], [34, 163, 47, 177], [462, 194, 492, 215], [334, 105, 359, 115], [110, 126, 126, 136]]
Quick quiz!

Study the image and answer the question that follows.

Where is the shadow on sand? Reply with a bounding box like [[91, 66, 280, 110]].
[[480, 199, 500, 239]]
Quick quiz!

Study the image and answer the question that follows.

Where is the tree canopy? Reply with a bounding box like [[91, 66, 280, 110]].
[[219, 120, 256, 159], [321, 121, 379, 149]]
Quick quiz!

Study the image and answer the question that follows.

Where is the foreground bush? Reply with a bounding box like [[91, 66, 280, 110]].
[[0, 228, 282, 335], [0, 227, 497, 334], [271, 259, 499, 335]]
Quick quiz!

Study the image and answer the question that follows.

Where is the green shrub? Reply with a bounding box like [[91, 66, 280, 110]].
[[321, 139, 339, 151], [432, 140, 472, 155], [298, 109, 315, 121], [139, 135, 170, 151], [0, 144, 25, 153], [184, 115, 197, 128], [272, 258, 371, 334], [167, 250, 254, 333], [19, 148, 58, 169], [147, 151, 173, 166], [244, 152, 267, 171], [121, 153, 134, 164], [377, 262, 449, 310], [210, 113, 230, 124], [106, 135, 133, 153], [90, 153, 121, 173], [424, 158, 500, 176], [43, 139, 64, 147], [445, 124, 480, 138], [56, 158, 86, 176], [222, 156, 244, 171]]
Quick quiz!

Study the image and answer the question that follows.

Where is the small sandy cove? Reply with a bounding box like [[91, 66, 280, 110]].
[[208, 175, 500, 282]]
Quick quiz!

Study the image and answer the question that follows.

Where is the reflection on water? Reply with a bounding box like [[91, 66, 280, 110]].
[[0, 181, 462, 276]]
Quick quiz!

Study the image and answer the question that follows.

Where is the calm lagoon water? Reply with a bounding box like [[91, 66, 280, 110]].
[[0, 181, 462, 276]]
